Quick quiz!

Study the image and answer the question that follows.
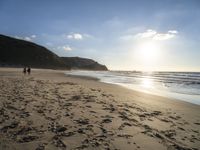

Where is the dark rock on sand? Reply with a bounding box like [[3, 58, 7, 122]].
[[102, 118, 112, 123], [17, 135, 38, 143], [52, 135, 66, 148]]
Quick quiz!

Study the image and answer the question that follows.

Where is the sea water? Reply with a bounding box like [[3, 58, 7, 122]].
[[65, 71, 200, 105]]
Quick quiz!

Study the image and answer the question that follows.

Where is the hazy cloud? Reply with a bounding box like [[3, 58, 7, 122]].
[[45, 42, 53, 46], [14, 36, 22, 40], [153, 33, 176, 41], [63, 45, 72, 51], [136, 29, 178, 41], [119, 35, 135, 41], [15, 35, 37, 41], [65, 33, 93, 40], [121, 29, 178, 41], [57, 45, 72, 51], [82, 33, 93, 38], [135, 29, 157, 38], [31, 35, 36, 38], [66, 33, 83, 40], [24, 37, 32, 41]]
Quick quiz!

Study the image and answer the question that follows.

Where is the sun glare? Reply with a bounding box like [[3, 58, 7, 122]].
[[135, 41, 161, 70], [138, 41, 159, 62]]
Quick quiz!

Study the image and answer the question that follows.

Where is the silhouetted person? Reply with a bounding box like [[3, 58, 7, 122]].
[[23, 67, 26, 75], [27, 67, 31, 75]]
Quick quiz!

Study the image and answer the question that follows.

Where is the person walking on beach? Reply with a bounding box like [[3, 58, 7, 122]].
[[27, 67, 31, 75], [23, 67, 26, 75]]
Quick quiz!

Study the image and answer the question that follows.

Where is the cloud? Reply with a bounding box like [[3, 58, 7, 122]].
[[31, 35, 36, 38], [153, 33, 176, 41], [15, 35, 37, 41], [63, 46, 72, 51], [65, 33, 93, 40], [121, 29, 178, 41], [66, 33, 83, 40], [168, 30, 178, 34], [120, 29, 157, 41], [153, 30, 178, 41], [45, 42, 53, 46], [120, 35, 135, 41], [24, 37, 32, 41], [57, 45, 72, 51], [135, 29, 178, 41], [136, 29, 157, 38], [14, 36, 22, 39], [82, 33, 93, 38]]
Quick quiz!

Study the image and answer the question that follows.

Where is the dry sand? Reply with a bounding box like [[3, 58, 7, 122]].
[[0, 68, 199, 150]]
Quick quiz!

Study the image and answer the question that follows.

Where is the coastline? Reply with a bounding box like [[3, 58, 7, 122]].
[[0, 68, 199, 150], [65, 70, 200, 105]]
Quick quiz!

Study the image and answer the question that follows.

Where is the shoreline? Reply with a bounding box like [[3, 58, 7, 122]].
[[0, 68, 199, 150], [65, 70, 200, 106]]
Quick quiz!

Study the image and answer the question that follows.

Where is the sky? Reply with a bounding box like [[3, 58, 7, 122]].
[[0, 0, 200, 71]]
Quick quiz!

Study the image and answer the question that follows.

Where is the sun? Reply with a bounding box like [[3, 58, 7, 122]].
[[136, 41, 160, 66]]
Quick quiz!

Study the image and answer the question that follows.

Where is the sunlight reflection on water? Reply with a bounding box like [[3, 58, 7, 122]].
[[66, 70, 200, 105], [141, 77, 154, 89]]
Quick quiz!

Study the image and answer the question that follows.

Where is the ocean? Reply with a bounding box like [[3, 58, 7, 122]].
[[65, 71, 200, 105]]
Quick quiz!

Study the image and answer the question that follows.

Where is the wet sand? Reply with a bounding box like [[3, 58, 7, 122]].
[[0, 68, 199, 150]]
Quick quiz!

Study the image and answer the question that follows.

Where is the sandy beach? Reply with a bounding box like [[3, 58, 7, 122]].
[[0, 68, 199, 150]]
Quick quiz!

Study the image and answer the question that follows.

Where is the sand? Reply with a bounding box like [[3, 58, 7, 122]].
[[0, 68, 199, 150]]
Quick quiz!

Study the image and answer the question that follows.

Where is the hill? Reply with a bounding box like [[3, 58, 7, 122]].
[[0, 34, 67, 69], [61, 57, 108, 70], [0, 34, 108, 70]]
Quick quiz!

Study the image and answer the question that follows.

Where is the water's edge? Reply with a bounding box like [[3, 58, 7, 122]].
[[65, 71, 200, 105]]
